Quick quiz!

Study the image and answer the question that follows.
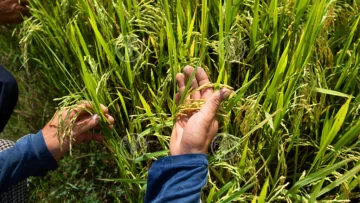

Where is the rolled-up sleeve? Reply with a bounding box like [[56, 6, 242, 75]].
[[0, 131, 58, 191], [145, 154, 208, 203]]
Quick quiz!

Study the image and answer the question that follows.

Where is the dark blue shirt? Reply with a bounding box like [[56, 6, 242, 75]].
[[0, 131, 58, 192], [0, 131, 208, 201], [145, 154, 208, 203]]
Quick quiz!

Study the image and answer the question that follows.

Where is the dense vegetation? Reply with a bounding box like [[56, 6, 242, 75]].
[[1, 27, 120, 202], [14, 0, 360, 202]]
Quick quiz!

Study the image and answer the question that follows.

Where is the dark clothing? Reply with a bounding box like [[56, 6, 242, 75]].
[[0, 65, 58, 193], [0, 131, 58, 192], [145, 154, 208, 203], [0, 65, 19, 133], [0, 130, 208, 200], [0, 139, 29, 202]]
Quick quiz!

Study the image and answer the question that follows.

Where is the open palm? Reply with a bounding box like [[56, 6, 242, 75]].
[[170, 66, 231, 155]]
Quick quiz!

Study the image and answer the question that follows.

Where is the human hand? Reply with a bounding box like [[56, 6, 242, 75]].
[[170, 66, 232, 155], [0, 0, 30, 24], [42, 101, 114, 161]]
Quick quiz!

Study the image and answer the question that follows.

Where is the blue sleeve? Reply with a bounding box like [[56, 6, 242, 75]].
[[145, 154, 208, 203], [0, 131, 58, 191]]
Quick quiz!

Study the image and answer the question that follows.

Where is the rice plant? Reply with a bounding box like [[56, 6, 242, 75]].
[[19, 0, 360, 202]]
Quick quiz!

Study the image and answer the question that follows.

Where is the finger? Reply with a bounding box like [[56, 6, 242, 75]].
[[58, 109, 74, 125], [175, 93, 181, 106], [61, 105, 108, 125], [74, 101, 109, 120], [190, 78, 200, 99], [184, 66, 201, 99], [73, 101, 94, 118], [79, 132, 104, 142], [72, 114, 100, 135], [176, 73, 185, 96], [105, 114, 115, 125], [184, 65, 194, 82], [20, 0, 30, 7], [0, 13, 24, 24], [92, 134, 104, 142], [200, 89, 232, 120], [15, 5, 30, 17], [90, 114, 114, 130], [93, 124, 111, 130], [78, 101, 109, 114], [177, 116, 189, 128], [67, 107, 91, 122], [195, 67, 213, 100]]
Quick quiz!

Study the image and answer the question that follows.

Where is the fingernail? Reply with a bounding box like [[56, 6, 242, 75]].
[[223, 90, 231, 98], [220, 89, 231, 100], [92, 114, 99, 120]]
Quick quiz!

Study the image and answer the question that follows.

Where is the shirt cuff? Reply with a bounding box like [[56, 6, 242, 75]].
[[153, 154, 208, 168], [29, 130, 59, 171]]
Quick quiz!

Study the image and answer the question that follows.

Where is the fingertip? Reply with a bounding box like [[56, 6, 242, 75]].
[[176, 73, 185, 84], [90, 114, 101, 127], [105, 114, 115, 124], [79, 100, 91, 107], [219, 88, 232, 100], [100, 103, 109, 114], [190, 78, 201, 99], [15, 5, 30, 17], [195, 66, 204, 74], [92, 114, 100, 120], [184, 65, 194, 78], [206, 89, 230, 108], [184, 65, 194, 73], [176, 74, 186, 95]]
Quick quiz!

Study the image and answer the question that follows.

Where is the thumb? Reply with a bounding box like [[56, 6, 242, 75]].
[[200, 89, 231, 119], [72, 114, 100, 135]]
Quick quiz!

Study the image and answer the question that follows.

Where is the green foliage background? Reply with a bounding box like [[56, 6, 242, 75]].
[[1, 27, 122, 202]]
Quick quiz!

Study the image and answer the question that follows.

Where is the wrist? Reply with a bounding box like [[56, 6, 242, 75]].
[[179, 144, 208, 155], [42, 126, 69, 162], [171, 148, 207, 156]]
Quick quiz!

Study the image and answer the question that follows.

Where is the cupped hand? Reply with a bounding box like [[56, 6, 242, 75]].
[[0, 0, 30, 24], [42, 101, 114, 161], [170, 66, 231, 155]]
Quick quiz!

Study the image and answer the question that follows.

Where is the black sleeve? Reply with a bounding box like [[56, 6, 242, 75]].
[[0, 65, 19, 132]]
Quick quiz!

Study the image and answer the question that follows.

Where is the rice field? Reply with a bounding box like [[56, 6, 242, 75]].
[[18, 0, 360, 202]]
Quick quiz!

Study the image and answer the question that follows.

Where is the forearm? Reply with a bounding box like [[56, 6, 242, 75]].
[[145, 154, 208, 203], [0, 131, 58, 191]]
